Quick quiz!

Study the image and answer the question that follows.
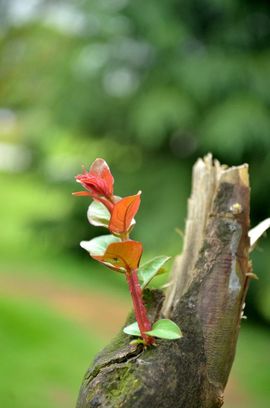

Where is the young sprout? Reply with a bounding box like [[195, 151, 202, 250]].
[[74, 158, 182, 346]]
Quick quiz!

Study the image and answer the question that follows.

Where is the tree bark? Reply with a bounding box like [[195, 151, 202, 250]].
[[76, 154, 251, 408]]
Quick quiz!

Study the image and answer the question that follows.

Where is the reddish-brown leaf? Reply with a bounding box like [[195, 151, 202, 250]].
[[109, 192, 141, 234], [72, 191, 92, 197], [93, 240, 143, 272]]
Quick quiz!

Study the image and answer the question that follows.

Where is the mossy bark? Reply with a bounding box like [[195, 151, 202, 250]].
[[76, 155, 251, 408]]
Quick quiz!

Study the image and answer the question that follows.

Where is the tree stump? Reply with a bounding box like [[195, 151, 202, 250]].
[[76, 155, 251, 408]]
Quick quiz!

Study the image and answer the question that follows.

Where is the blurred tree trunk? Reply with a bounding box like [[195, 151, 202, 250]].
[[76, 155, 251, 408]]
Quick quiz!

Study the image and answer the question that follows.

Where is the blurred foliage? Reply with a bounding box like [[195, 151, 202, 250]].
[[0, 1, 270, 406], [0, 1, 270, 319]]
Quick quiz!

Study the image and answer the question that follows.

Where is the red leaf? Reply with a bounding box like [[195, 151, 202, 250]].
[[75, 158, 114, 198], [109, 192, 141, 234], [93, 240, 143, 272], [89, 158, 114, 196]]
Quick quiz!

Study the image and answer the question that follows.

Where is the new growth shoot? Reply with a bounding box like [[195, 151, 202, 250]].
[[73, 158, 182, 346]]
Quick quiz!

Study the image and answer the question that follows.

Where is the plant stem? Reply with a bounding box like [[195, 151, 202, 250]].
[[110, 194, 154, 345], [126, 269, 154, 345]]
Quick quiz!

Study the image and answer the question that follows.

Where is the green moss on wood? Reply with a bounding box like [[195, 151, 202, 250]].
[[84, 363, 141, 407]]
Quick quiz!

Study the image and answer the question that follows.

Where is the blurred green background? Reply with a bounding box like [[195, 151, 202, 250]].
[[0, 0, 269, 407]]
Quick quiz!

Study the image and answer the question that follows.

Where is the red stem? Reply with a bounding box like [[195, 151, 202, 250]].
[[108, 194, 154, 344], [93, 196, 114, 213], [126, 269, 154, 345]]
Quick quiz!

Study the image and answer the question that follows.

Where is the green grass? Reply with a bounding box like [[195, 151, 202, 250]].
[[0, 296, 106, 408]]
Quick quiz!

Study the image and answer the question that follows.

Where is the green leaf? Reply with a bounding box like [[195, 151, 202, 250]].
[[87, 201, 110, 228], [145, 319, 182, 340], [80, 234, 120, 256], [138, 256, 171, 289], [123, 321, 141, 337]]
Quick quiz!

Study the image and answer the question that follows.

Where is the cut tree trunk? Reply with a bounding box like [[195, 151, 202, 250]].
[[76, 155, 252, 408]]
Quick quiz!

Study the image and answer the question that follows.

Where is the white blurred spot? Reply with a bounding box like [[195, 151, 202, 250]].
[[7, 0, 41, 24], [103, 68, 139, 97], [0, 143, 32, 172], [73, 44, 109, 77], [43, 5, 86, 35]]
